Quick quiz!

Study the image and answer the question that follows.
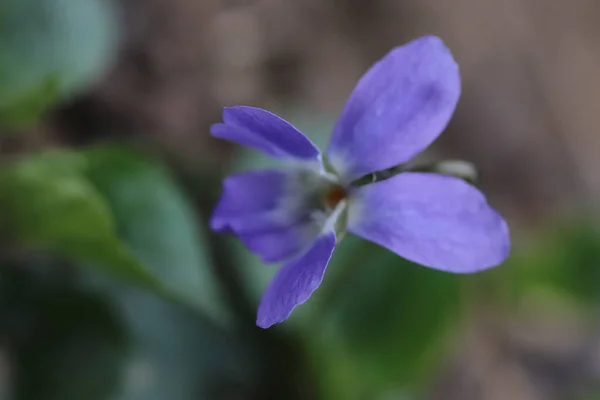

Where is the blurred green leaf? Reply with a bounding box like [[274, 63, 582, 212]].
[[87, 279, 261, 400], [13, 286, 128, 400], [3, 259, 259, 400], [0, 0, 118, 129], [0, 74, 61, 129], [0, 147, 230, 325], [0, 150, 160, 288], [513, 220, 600, 307], [83, 144, 231, 324], [315, 236, 464, 394], [228, 238, 275, 302]]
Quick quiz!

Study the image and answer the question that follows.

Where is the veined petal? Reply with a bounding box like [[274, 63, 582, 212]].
[[347, 173, 510, 273], [327, 35, 461, 183], [211, 106, 321, 162], [257, 232, 336, 328]]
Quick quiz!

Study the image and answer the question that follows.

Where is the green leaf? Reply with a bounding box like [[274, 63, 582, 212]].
[[3, 260, 259, 400], [0, 150, 160, 288], [89, 279, 261, 400], [0, 0, 118, 128], [315, 236, 464, 394], [513, 219, 600, 307], [12, 286, 129, 400], [82, 144, 231, 324], [0, 147, 231, 324], [0, 74, 61, 129]]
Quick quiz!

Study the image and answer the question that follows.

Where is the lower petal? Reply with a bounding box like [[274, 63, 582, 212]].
[[239, 222, 321, 263], [257, 232, 336, 328], [348, 173, 510, 273]]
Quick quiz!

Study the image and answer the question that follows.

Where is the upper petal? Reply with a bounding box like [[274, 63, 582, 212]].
[[327, 35, 461, 183], [211, 106, 321, 162], [257, 232, 336, 328], [347, 173, 510, 273]]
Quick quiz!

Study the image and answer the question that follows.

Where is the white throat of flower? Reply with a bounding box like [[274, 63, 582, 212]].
[[321, 199, 347, 236]]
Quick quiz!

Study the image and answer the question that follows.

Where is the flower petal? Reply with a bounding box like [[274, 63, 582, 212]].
[[211, 106, 321, 161], [239, 223, 321, 263], [348, 173, 510, 273], [257, 232, 336, 328], [327, 35, 461, 183], [211, 169, 323, 263], [210, 170, 289, 233]]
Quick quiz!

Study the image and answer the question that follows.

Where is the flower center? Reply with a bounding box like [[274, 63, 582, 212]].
[[323, 185, 347, 210]]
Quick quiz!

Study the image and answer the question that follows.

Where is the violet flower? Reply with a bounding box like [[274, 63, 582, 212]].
[[210, 35, 510, 328]]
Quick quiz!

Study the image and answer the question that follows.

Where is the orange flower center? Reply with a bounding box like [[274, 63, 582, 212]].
[[323, 185, 347, 209]]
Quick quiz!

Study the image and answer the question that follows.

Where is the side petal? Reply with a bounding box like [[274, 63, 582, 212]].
[[211, 170, 322, 263], [210, 170, 288, 233], [257, 232, 336, 328], [211, 106, 321, 162], [348, 173, 510, 273], [327, 35, 461, 183]]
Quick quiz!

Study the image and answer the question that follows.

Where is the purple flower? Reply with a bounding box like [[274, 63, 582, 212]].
[[210, 35, 510, 329]]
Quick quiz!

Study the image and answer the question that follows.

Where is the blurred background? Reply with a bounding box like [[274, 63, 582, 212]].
[[1, 0, 600, 399]]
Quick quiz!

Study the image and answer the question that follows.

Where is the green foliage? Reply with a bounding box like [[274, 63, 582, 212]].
[[1, 261, 260, 400], [0, 146, 229, 324], [87, 278, 260, 400], [0, 0, 118, 128], [314, 236, 463, 396], [0, 150, 158, 287], [83, 144, 231, 324], [0, 74, 61, 129], [0, 263, 129, 400], [16, 290, 127, 400], [513, 220, 600, 307], [0, 139, 263, 398]]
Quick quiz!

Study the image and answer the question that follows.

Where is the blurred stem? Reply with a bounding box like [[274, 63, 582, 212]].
[[307, 236, 367, 330], [303, 332, 368, 400], [302, 237, 374, 400], [351, 159, 478, 187]]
